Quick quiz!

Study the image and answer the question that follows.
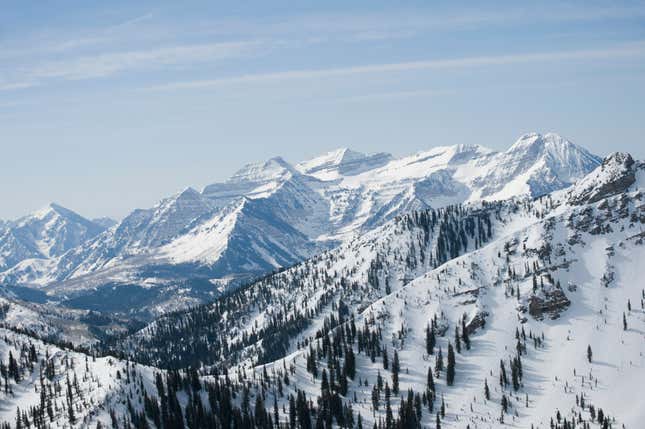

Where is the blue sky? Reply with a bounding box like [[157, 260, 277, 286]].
[[1, 1, 645, 220]]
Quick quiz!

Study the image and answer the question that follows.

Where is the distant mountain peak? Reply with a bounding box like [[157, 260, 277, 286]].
[[2, 132, 609, 314], [32, 203, 63, 220], [509, 132, 566, 151], [228, 156, 296, 184], [296, 147, 392, 177], [174, 187, 202, 200], [27, 203, 94, 226]]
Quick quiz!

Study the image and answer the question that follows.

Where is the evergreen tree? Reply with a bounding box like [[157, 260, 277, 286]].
[[446, 343, 456, 386], [425, 323, 436, 355], [501, 394, 508, 414], [382, 347, 389, 370], [623, 312, 628, 330], [461, 317, 470, 351], [391, 350, 400, 395], [499, 360, 508, 387], [427, 366, 435, 393], [435, 348, 443, 375]]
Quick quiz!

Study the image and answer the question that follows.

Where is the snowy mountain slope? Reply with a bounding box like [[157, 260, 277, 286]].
[[470, 132, 601, 201], [0, 151, 641, 429], [91, 217, 118, 229], [109, 151, 643, 428], [118, 198, 537, 370], [0, 327, 165, 428], [48, 187, 217, 280], [0, 295, 139, 346], [0, 323, 296, 429], [0, 204, 106, 273], [257, 186, 644, 428], [295, 148, 393, 179], [1, 133, 601, 317]]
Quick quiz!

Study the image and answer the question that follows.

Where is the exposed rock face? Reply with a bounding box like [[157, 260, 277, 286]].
[[569, 152, 638, 205], [465, 310, 489, 334], [528, 289, 571, 320]]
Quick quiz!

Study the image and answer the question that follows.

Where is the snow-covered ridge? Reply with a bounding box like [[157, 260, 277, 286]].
[[568, 152, 643, 205], [0, 203, 106, 272], [1, 133, 602, 316], [0, 149, 643, 428], [109, 149, 643, 427]]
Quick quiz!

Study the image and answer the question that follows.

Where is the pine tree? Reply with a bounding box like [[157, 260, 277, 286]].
[[435, 348, 443, 375], [511, 357, 521, 391], [499, 360, 508, 387], [446, 343, 456, 386], [391, 350, 400, 395], [425, 324, 436, 355], [382, 347, 389, 370], [501, 394, 508, 414], [484, 378, 490, 400], [587, 345, 593, 363], [461, 317, 470, 350], [372, 385, 380, 411], [427, 366, 435, 393], [623, 312, 628, 330]]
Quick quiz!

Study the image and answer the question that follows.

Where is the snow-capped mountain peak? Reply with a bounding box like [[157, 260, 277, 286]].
[[229, 156, 295, 183], [296, 147, 393, 178], [469, 132, 601, 201], [0, 133, 607, 317], [202, 156, 299, 204], [0, 203, 106, 272]]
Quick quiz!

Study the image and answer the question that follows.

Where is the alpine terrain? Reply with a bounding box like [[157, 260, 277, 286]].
[[0, 134, 643, 428], [0, 133, 601, 317]]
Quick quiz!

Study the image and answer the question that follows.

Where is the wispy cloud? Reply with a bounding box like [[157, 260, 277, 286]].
[[335, 89, 456, 103], [28, 40, 270, 81], [3, 4, 645, 93], [0, 82, 38, 92], [194, 5, 645, 42], [106, 12, 155, 32], [148, 42, 645, 91]]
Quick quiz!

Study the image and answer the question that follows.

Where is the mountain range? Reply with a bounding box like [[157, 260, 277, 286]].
[[0, 140, 642, 428], [0, 133, 601, 317]]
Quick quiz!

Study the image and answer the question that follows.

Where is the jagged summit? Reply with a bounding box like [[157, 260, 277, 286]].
[[202, 156, 299, 204], [296, 147, 392, 178], [568, 151, 642, 205], [469, 132, 601, 200], [229, 156, 296, 183], [0, 203, 106, 272], [0, 132, 609, 316], [30, 202, 83, 221]]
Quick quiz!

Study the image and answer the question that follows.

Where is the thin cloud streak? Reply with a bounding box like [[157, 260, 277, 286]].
[[148, 42, 645, 91], [335, 89, 456, 103], [0, 82, 38, 92], [29, 40, 270, 81]]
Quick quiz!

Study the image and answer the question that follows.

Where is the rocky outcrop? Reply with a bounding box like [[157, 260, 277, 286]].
[[569, 153, 638, 205], [528, 289, 571, 320], [465, 310, 489, 334]]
